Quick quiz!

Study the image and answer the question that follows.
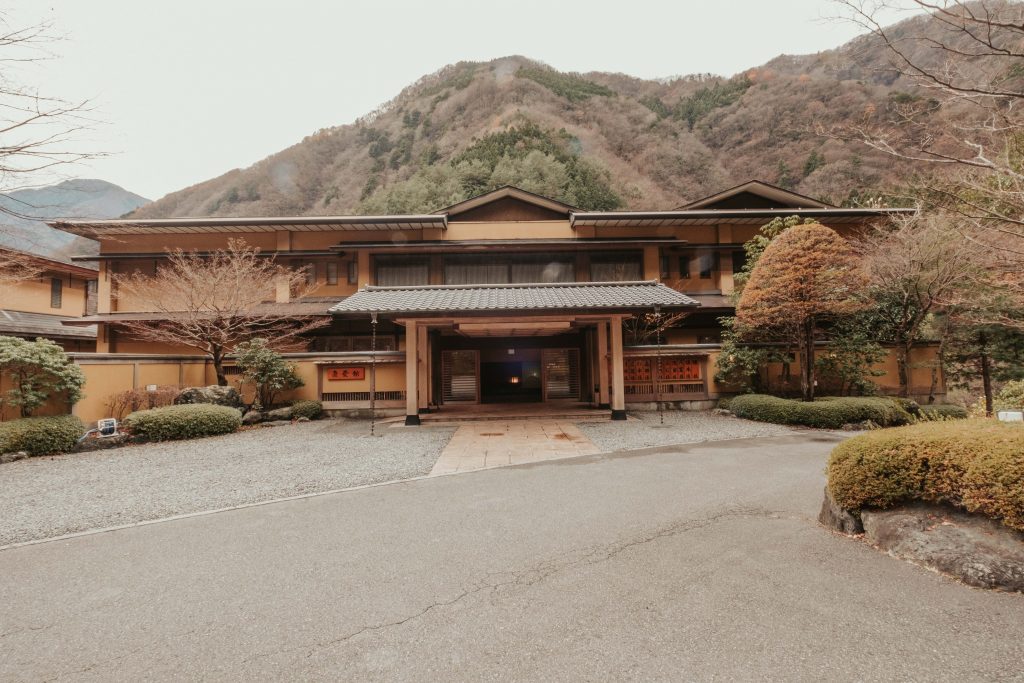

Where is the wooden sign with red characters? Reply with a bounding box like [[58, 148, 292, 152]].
[[326, 367, 366, 381]]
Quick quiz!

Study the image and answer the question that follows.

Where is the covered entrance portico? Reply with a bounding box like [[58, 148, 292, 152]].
[[329, 281, 699, 425]]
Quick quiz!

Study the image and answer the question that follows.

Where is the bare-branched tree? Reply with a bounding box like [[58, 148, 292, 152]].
[[0, 14, 103, 208], [622, 310, 691, 346], [113, 240, 329, 385], [0, 245, 40, 291], [826, 0, 1024, 313], [857, 211, 986, 395]]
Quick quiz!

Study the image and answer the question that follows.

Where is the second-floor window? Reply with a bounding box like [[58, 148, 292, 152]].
[[326, 261, 339, 285], [590, 252, 643, 282], [698, 249, 718, 279], [732, 248, 748, 276], [50, 278, 63, 309], [679, 254, 691, 279], [443, 254, 574, 285], [86, 280, 98, 315], [375, 256, 429, 287]]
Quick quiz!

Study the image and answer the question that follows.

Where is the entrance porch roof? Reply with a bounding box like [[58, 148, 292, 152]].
[[329, 281, 699, 317]]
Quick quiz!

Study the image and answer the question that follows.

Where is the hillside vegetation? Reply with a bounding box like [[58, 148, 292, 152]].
[[132, 9, 983, 218]]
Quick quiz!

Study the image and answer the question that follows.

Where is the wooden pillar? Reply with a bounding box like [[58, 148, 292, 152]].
[[417, 324, 429, 413], [596, 320, 610, 408], [718, 224, 735, 295], [357, 250, 372, 288], [642, 246, 661, 281], [405, 321, 420, 425], [274, 275, 291, 303], [97, 261, 112, 314], [609, 315, 626, 420]]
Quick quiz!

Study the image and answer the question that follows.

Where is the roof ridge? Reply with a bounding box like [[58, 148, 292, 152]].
[[364, 280, 659, 292]]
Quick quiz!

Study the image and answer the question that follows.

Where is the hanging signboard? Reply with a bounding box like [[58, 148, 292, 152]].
[[327, 367, 366, 381]]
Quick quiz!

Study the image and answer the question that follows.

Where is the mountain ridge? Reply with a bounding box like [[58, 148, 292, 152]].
[[0, 179, 150, 262], [130, 8, 979, 220]]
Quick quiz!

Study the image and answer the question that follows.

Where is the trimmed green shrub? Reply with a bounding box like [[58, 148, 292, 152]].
[[0, 336, 86, 417], [290, 400, 323, 420], [728, 394, 914, 429], [995, 380, 1024, 410], [124, 404, 241, 442], [827, 420, 1024, 531], [0, 415, 84, 456], [919, 404, 969, 420]]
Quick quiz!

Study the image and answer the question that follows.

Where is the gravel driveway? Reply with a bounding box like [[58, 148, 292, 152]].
[[1, 419, 454, 546], [579, 410, 795, 452]]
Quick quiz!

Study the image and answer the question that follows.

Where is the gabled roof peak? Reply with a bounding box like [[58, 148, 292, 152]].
[[676, 180, 833, 210], [434, 185, 576, 218]]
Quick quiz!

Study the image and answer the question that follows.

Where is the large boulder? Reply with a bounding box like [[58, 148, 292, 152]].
[[241, 410, 265, 426], [174, 385, 244, 410], [818, 486, 863, 535], [861, 505, 1024, 592], [264, 406, 294, 421]]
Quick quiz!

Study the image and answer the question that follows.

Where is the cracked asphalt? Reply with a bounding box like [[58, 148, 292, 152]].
[[2, 432, 1023, 681]]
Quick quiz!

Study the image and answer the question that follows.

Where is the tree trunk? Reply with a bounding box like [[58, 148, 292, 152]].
[[897, 342, 912, 398], [927, 337, 944, 405], [980, 332, 993, 417], [801, 318, 816, 402], [211, 346, 228, 387]]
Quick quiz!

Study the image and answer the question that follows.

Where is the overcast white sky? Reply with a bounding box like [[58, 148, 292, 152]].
[[12, 0, 912, 201]]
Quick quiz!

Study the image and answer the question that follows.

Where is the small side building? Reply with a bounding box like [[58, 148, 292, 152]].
[[0, 247, 97, 352]]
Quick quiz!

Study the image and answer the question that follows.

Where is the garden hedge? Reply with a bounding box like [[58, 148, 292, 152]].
[[0, 415, 85, 456], [919, 404, 969, 420], [728, 394, 914, 428], [290, 399, 323, 420], [124, 404, 242, 441], [826, 420, 1024, 531]]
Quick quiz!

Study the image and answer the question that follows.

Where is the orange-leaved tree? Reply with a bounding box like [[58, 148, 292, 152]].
[[736, 223, 867, 401]]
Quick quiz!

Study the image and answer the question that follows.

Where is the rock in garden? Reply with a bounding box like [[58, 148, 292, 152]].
[[818, 486, 863, 534], [264, 406, 294, 421], [174, 386, 244, 410], [861, 505, 1024, 593], [241, 411, 265, 425]]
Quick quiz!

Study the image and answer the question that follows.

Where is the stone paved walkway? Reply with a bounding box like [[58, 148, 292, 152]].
[[429, 420, 600, 475]]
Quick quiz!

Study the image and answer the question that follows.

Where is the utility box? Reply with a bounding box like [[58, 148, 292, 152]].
[[97, 418, 119, 436]]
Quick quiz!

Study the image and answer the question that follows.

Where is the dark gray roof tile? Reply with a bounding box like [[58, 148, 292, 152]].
[[330, 281, 699, 315], [0, 310, 97, 339]]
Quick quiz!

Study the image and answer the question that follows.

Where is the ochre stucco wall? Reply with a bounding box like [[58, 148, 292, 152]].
[[3, 271, 91, 317]]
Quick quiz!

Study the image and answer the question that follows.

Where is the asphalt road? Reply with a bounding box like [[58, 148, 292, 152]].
[[2, 432, 1022, 681]]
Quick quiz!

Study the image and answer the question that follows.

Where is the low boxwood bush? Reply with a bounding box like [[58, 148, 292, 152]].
[[827, 420, 1024, 531], [0, 415, 85, 456], [728, 394, 914, 429], [919, 403, 969, 420], [124, 404, 241, 442], [290, 399, 323, 420]]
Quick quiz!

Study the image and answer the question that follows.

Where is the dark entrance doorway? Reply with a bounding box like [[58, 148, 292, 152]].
[[480, 360, 542, 403]]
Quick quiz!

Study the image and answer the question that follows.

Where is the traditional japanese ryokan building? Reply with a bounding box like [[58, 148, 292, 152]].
[[51, 181, 930, 425]]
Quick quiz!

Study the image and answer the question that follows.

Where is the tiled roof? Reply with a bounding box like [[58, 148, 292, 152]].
[[330, 281, 699, 315], [66, 299, 333, 325], [0, 309, 97, 339]]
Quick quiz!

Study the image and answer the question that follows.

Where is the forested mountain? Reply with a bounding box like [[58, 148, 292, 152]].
[[132, 8, 1000, 218], [0, 179, 150, 261]]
